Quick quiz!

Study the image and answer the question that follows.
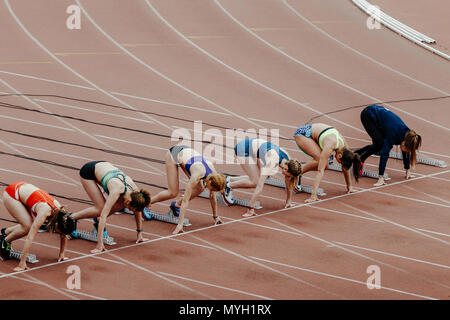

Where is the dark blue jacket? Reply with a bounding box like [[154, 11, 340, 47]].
[[366, 105, 410, 175]]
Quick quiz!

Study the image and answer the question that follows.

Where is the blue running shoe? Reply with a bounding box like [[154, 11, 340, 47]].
[[93, 218, 109, 238], [169, 201, 180, 217], [143, 207, 152, 221]]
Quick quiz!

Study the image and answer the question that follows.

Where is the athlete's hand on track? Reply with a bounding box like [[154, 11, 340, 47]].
[[13, 264, 29, 272]]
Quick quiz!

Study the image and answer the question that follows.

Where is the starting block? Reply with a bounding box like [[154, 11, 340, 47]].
[[198, 189, 262, 209], [328, 162, 390, 180], [385, 151, 447, 168], [265, 177, 326, 196], [2, 248, 39, 264], [143, 207, 191, 227], [70, 227, 117, 246]]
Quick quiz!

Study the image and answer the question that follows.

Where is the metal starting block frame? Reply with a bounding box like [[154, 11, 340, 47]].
[[328, 163, 390, 180], [70, 227, 117, 246], [143, 208, 191, 227], [264, 177, 326, 196], [198, 189, 262, 209], [384, 151, 447, 168], [5, 248, 39, 264]]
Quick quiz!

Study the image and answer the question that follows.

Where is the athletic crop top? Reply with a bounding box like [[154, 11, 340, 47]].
[[5, 182, 58, 218], [184, 156, 213, 179], [100, 170, 133, 196], [257, 142, 289, 165], [318, 127, 344, 150]]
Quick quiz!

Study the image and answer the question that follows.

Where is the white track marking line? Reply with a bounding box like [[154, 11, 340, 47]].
[[189, 234, 343, 298], [401, 184, 450, 205], [0, 77, 161, 176], [0, 138, 80, 186], [0, 69, 95, 90], [158, 271, 273, 300], [369, 190, 450, 209], [105, 222, 217, 251], [338, 202, 449, 245], [63, 289, 107, 300], [282, 0, 450, 95], [1, 73, 449, 159], [333, 241, 450, 270], [16, 238, 126, 266], [111, 91, 231, 116], [266, 218, 449, 291], [34, 98, 154, 124], [145, 0, 363, 134], [0, 114, 75, 131], [415, 228, 450, 238], [23, 274, 79, 300], [214, 0, 449, 132], [4, 0, 171, 131], [107, 253, 214, 299], [75, 0, 265, 132], [94, 134, 167, 151], [249, 256, 437, 300], [10, 142, 162, 176], [0, 167, 76, 186], [1, 168, 448, 280], [4, 0, 167, 176]]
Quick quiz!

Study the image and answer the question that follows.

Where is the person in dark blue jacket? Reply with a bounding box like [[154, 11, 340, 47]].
[[355, 105, 422, 186]]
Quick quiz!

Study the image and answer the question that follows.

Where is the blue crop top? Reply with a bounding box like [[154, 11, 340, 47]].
[[185, 156, 213, 179]]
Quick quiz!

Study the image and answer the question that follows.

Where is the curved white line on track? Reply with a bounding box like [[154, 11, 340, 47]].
[[282, 0, 450, 97], [213, 0, 450, 132], [158, 271, 273, 299], [1, 168, 448, 281], [190, 234, 343, 298], [108, 252, 214, 299], [144, 0, 364, 134], [4, 0, 171, 130], [249, 256, 437, 300], [75, 0, 265, 132]]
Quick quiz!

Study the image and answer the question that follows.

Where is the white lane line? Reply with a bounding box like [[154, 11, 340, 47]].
[[282, 0, 450, 104], [105, 222, 217, 251], [338, 202, 449, 245], [107, 253, 214, 299], [189, 234, 343, 298], [249, 256, 437, 300], [1, 72, 449, 159], [5, 0, 171, 131], [4, 0, 167, 176], [1, 168, 448, 280], [158, 271, 273, 300], [0, 167, 76, 186], [369, 190, 450, 209], [145, 0, 363, 134], [94, 134, 168, 151], [0, 114, 75, 131], [10, 143, 162, 176], [214, 0, 449, 132], [266, 218, 449, 292], [63, 289, 107, 300], [0, 69, 95, 90], [0, 137, 80, 186], [401, 184, 450, 205], [415, 228, 450, 238], [111, 91, 232, 116], [333, 241, 450, 270], [17, 238, 126, 266], [34, 98, 154, 124], [75, 0, 265, 132], [23, 274, 79, 300]]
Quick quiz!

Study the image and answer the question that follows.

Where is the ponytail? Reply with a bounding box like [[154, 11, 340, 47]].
[[341, 148, 362, 182], [404, 130, 422, 168]]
